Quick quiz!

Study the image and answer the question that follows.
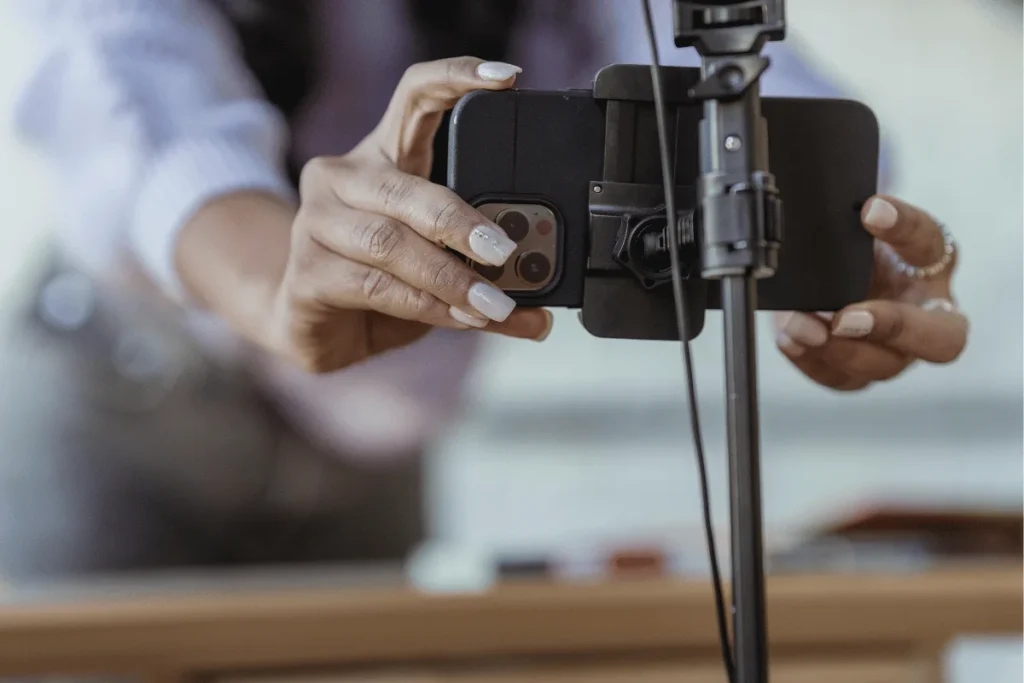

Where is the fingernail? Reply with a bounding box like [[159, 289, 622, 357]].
[[534, 310, 554, 342], [863, 198, 898, 230], [468, 282, 516, 322], [778, 312, 829, 347], [921, 298, 957, 313], [775, 332, 806, 357], [469, 224, 517, 266], [449, 306, 489, 329], [816, 311, 835, 322], [476, 61, 522, 81], [833, 310, 875, 338]]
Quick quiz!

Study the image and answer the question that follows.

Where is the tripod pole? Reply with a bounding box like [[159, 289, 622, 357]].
[[723, 275, 768, 682], [673, 3, 787, 681]]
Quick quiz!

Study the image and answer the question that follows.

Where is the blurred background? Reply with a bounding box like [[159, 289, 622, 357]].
[[0, 0, 1020, 681]]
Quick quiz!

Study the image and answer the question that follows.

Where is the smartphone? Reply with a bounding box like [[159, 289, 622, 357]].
[[447, 65, 879, 340]]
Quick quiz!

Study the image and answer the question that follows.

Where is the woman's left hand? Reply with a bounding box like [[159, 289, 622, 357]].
[[773, 195, 969, 391]]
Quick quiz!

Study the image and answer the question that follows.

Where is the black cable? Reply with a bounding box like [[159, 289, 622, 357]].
[[639, 2, 736, 681]]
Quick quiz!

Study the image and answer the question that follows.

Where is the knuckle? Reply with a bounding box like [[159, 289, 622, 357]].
[[376, 173, 416, 212], [300, 155, 358, 202], [398, 62, 433, 98], [408, 288, 440, 319], [401, 61, 426, 84], [425, 256, 469, 294], [443, 58, 461, 87], [360, 267, 395, 304], [359, 218, 405, 263], [298, 156, 333, 198], [428, 196, 466, 241], [446, 56, 481, 86]]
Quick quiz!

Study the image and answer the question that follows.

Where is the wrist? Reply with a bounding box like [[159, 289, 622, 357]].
[[175, 190, 296, 349]]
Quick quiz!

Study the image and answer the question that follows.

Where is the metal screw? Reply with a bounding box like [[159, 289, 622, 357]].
[[725, 135, 742, 152], [593, 184, 603, 193], [719, 66, 745, 92]]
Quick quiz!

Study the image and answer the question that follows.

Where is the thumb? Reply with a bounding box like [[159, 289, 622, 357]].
[[486, 308, 554, 342], [371, 57, 521, 175]]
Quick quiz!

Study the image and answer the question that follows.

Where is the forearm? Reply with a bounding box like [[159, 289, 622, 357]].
[[13, 0, 295, 315], [176, 191, 296, 347]]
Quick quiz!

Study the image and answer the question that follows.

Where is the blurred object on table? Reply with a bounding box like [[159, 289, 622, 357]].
[[770, 504, 1023, 575]]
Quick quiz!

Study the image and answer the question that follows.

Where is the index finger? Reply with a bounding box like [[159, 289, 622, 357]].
[[861, 195, 948, 268], [339, 165, 517, 268], [388, 57, 521, 116], [831, 300, 968, 363], [374, 57, 522, 169]]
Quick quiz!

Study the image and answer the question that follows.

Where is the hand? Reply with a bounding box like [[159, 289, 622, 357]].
[[773, 196, 969, 391], [268, 57, 552, 373]]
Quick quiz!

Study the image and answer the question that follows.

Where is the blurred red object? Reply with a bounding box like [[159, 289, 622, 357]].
[[607, 547, 668, 579]]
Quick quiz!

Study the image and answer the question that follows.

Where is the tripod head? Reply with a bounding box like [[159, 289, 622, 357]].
[[668, 0, 787, 283], [607, 2, 787, 295], [673, 0, 785, 56]]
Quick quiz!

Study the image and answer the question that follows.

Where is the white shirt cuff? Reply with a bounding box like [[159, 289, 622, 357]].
[[131, 136, 296, 303]]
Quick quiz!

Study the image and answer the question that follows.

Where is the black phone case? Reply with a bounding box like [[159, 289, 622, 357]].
[[447, 68, 879, 332]]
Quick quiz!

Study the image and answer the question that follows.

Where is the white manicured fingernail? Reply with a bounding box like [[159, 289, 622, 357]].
[[817, 311, 835, 321], [450, 307, 489, 329], [469, 224, 517, 266], [833, 310, 874, 338], [778, 312, 829, 347], [476, 62, 522, 81], [863, 198, 898, 230], [468, 282, 516, 322], [776, 332, 806, 357], [921, 298, 957, 313], [534, 310, 554, 342]]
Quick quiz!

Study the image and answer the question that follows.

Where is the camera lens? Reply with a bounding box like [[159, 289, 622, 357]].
[[495, 209, 530, 243], [515, 251, 552, 285]]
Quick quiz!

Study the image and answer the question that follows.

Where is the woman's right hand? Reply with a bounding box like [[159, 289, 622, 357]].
[[266, 57, 552, 373]]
